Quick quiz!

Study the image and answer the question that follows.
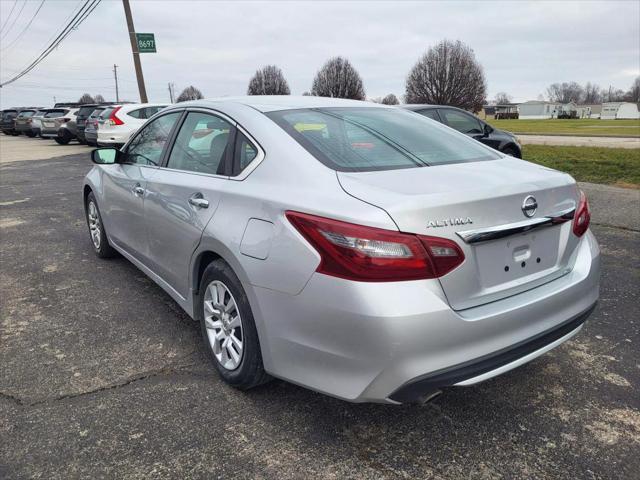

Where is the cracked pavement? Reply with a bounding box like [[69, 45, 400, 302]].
[[1, 139, 638, 479]]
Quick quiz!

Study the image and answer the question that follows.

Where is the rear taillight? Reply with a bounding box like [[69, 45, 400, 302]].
[[286, 211, 465, 282], [108, 106, 124, 126], [58, 117, 71, 123], [26, 118, 32, 124], [573, 190, 591, 237]]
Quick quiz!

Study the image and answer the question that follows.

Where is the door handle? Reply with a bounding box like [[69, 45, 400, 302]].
[[132, 184, 145, 196], [188, 193, 209, 209]]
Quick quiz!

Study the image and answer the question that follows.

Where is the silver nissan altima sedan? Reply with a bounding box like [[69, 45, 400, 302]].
[[82, 96, 599, 404]]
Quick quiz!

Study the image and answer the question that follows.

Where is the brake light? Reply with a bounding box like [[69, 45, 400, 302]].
[[26, 118, 32, 124], [573, 190, 591, 237], [58, 117, 70, 123], [108, 106, 124, 126], [286, 211, 465, 281]]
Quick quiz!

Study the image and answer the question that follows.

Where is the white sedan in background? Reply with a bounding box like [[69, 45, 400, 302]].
[[97, 103, 169, 147]]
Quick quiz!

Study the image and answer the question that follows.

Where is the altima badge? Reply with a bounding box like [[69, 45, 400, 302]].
[[522, 195, 538, 218], [426, 217, 473, 228]]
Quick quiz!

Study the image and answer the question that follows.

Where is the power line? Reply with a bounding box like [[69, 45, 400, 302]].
[[0, 0, 102, 87], [0, 0, 27, 41], [0, 0, 19, 33], [1, 0, 47, 54]]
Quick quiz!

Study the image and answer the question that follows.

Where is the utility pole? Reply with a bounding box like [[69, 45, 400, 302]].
[[122, 0, 148, 103], [168, 82, 174, 103], [113, 64, 120, 103]]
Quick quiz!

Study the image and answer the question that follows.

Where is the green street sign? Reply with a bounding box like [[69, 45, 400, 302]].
[[136, 33, 156, 53]]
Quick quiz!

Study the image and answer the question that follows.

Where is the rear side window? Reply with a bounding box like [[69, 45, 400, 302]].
[[417, 109, 441, 121], [233, 131, 258, 174], [166, 112, 232, 175], [267, 107, 499, 172], [439, 109, 483, 134]]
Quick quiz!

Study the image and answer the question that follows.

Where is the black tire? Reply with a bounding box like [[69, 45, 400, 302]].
[[55, 136, 70, 145], [502, 146, 521, 158], [198, 260, 271, 390], [26, 132, 36, 138], [84, 192, 117, 258]]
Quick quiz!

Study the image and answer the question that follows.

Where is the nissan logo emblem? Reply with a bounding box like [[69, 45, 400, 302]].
[[522, 195, 538, 218]]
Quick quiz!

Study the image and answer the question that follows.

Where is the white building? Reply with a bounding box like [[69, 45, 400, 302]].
[[518, 101, 563, 119], [600, 102, 640, 120]]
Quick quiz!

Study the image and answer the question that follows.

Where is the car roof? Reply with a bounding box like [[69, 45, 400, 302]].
[[401, 104, 455, 111], [168, 95, 393, 113]]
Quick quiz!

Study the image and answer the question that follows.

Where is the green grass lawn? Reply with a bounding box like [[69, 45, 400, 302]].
[[485, 118, 640, 137], [522, 145, 640, 188]]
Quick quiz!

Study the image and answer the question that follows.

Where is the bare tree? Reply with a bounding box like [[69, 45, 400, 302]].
[[302, 91, 311, 96], [176, 86, 204, 103], [602, 86, 627, 102], [627, 76, 640, 103], [93, 94, 105, 103], [494, 92, 512, 105], [247, 65, 290, 95], [311, 56, 366, 100], [405, 40, 487, 111], [381, 93, 399, 105], [78, 93, 94, 104], [582, 83, 602, 104], [546, 82, 583, 103]]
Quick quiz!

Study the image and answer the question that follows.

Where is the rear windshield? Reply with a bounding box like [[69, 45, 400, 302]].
[[44, 110, 66, 118], [3, 111, 18, 118], [99, 108, 114, 119], [267, 107, 500, 172], [19, 111, 36, 117], [77, 106, 97, 117], [89, 107, 105, 118]]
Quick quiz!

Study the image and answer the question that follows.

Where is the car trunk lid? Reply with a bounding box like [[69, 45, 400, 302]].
[[337, 158, 581, 310]]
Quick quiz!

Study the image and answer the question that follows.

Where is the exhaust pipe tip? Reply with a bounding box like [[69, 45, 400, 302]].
[[415, 389, 443, 405]]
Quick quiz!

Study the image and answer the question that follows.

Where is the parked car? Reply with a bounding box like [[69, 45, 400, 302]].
[[14, 109, 40, 136], [83, 106, 107, 147], [56, 108, 80, 145], [401, 105, 522, 158], [1, 109, 20, 135], [96, 103, 167, 147], [83, 97, 599, 404], [30, 109, 50, 137], [76, 104, 112, 144], [40, 108, 78, 144]]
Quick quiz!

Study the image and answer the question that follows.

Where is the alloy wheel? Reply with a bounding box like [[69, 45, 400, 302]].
[[204, 280, 244, 370], [87, 201, 101, 249]]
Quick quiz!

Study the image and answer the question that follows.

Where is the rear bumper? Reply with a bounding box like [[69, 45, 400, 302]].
[[40, 127, 58, 138], [97, 130, 129, 146], [252, 230, 600, 403], [389, 302, 595, 403]]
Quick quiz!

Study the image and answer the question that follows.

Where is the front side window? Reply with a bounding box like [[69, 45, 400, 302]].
[[125, 112, 181, 166], [439, 109, 483, 134], [166, 112, 232, 175], [267, 107, 499, 172], [127, 108, 144, 119]]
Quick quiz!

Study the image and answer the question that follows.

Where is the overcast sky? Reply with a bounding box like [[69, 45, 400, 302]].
[[0, 0, 638, 108]]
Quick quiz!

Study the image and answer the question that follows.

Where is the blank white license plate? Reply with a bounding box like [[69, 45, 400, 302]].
[[475, 226, 560, 288]]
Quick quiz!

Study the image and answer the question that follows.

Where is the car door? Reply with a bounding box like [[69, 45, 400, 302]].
[[100, 111, 182, 262], [143, 110, 235, 298]]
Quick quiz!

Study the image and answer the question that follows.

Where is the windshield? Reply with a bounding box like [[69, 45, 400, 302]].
[[267, 107, 500, 172]]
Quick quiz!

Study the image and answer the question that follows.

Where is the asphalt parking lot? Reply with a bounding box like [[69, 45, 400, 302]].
[[1, 134, 638, 479]]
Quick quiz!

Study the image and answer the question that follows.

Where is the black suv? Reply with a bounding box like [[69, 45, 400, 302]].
[[401, 105, 522, 158], [1, 109, 20, 135]]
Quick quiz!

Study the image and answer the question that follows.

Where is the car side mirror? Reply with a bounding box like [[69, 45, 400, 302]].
[[484, 124, 493, 136], [91, 148, 119, 165]]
